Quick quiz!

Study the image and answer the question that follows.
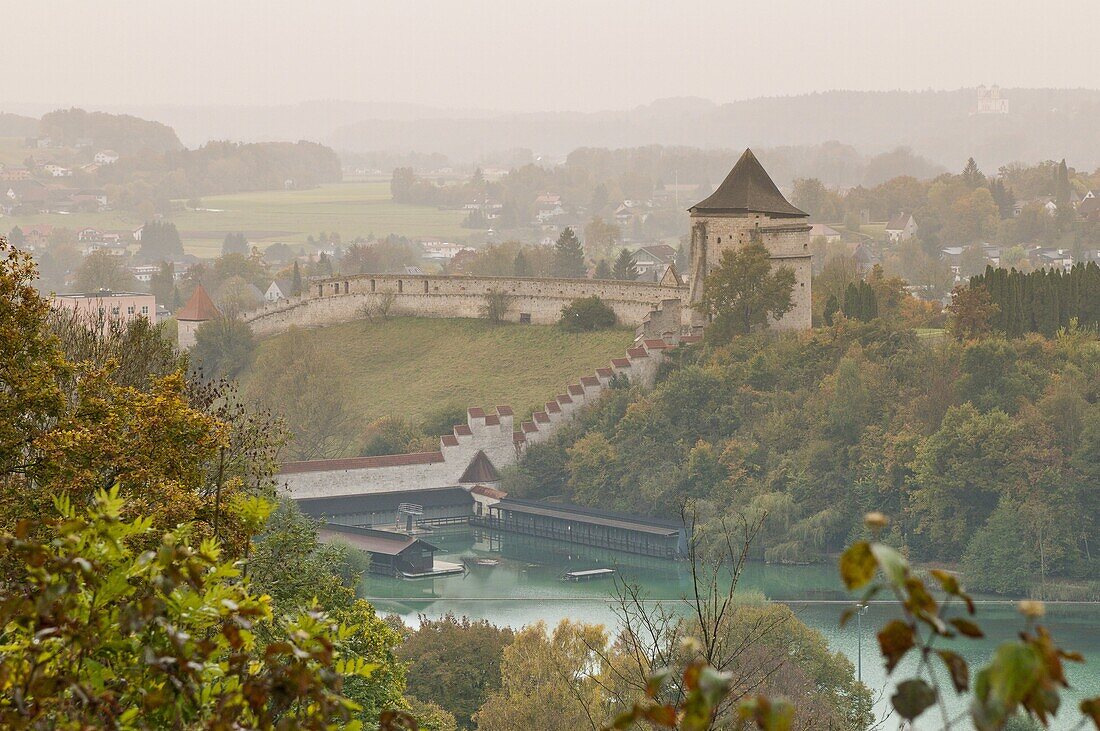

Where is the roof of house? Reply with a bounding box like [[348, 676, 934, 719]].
[[458, 450, 501, 484], [491, 497, 684, 536], [810, 223, 842, 237], [278, 450, 445, 475], [175, 283, 220, 322], [470, 484, 508, 499], [886, 213, 913, 231], [636, 244, 677, 263], [298, 486, 473, 518], [317, 524, 437, 556], [690, 149, 807, 217]]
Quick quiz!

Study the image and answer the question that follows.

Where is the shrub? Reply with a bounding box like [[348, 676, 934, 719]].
[[560, 296, 617, 332]]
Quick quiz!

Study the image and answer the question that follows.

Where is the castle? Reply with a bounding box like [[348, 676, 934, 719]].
[[217, 148, 811, 346]]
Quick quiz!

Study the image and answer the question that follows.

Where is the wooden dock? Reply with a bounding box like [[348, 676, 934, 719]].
[[561, 568, 617, 582]]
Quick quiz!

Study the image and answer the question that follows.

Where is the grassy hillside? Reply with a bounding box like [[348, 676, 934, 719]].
[[4, 181, 471, 258], [244, 317, 635, 428]]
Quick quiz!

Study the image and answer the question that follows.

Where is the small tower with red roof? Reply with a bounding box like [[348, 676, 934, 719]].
[[175, 283, 220, 349]]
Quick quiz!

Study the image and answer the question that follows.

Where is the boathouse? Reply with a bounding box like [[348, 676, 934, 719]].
[[298, 486, 474, 529], [484, 498, 688, 559], [317, 524, 440, 577]]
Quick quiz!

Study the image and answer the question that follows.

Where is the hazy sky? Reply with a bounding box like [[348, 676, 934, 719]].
[[5, 0, 1099, 112]]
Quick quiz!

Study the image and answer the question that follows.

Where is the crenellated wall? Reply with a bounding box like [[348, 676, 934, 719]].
[[278, 334, 699, 502], [245, 273, 689, 337]]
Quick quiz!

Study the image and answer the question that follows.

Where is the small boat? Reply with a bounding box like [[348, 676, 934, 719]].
[[561, 568, 617, 582], [462, 557, 501, 569]]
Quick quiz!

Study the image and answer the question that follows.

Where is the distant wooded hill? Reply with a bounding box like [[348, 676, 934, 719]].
[[325, 89, 1100, 172], [0, 112, 39, 137], [40, 108, 183, 155]]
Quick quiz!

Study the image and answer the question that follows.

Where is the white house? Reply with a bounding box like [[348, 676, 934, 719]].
[[264, 279, 295, 302], [885, 213, 918, 243], [423, 241, 474, 260], [44, 164, 72, 177], [94, 150, 120, 165]]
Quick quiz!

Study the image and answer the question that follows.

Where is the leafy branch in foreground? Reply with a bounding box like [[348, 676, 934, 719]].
[[840, 512, 1100, 730]]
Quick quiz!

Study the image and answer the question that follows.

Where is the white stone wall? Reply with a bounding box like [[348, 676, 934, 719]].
[[279, 336, 682, 502], [246, 274, 687, 337]]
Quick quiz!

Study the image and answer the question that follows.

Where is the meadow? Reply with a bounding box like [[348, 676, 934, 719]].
[[3, 179, 471, 258], [243, 317, 635, 427]]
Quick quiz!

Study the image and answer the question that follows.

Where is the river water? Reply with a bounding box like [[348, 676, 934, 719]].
[[360, 529, 1100, 730]]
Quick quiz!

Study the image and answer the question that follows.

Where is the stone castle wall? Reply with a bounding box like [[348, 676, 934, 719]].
[[246, 273, 688, 337], [278, 334, 696, 501]]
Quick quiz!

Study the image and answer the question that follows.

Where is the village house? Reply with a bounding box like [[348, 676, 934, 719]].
[[53, 290, 156, 325], [422, 241, 475, 260], [43, 164, 72, 177], [129, 265, 162, 283], [264, 278, 295, 302], [94, 150, 119, 165], [77, 227, 102, 242], [632, 244, 678, 280], [810, 223, 843, 243], [885, 212, 918, 243], [0, 167, 31, 182], [1013, 197, 1058, 217], [24, 225, 53, 249]]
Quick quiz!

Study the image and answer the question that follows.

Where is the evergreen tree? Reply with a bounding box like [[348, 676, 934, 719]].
[[823, 294, 840, 325], [962, 157, 985, 188], [291, 261, 303, 296], [841, 282, 861, 319], [8, 226, 25, 248], [551, 227, 586, 278], [611, 248, 638, 281], [989, 178, 1015, 219], [594, 259, 612, 280], [149, 262, 178, 309], [1053, 159, 1072, 208], [138, 221, 183, 262], [859, 281, 878, 320], [513, 250, 531, 277]]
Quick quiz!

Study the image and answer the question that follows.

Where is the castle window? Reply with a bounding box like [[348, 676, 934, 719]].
[[398, 280, 404, 293], [423, 280, 429, 293], [318, 285, 323, 296], [519, 313, 531, 324], [717, 237, 721, 243], [370, 279, 376, 292], [344, 281, 349, 294]]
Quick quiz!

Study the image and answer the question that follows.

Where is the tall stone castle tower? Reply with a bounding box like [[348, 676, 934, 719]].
[[687, 149, 812, 330]]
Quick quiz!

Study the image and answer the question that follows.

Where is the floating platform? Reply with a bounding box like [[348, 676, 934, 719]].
[[399, 559, 466, 579], [562, 568, 617, 582]]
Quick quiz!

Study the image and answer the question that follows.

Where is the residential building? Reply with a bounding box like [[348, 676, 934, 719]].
[[264, 278, 295, 302], [53, 290, 156, 326], [885, 212, 918, 243], [94, 150, 119, 165], [810, 223, 842, 243], [632, 244, 678, 280]]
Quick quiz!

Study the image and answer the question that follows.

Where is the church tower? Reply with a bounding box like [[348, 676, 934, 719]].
[[687, 149, 812, 330]]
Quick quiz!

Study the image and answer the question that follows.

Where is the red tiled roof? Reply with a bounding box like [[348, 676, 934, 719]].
[[596, 367, 613, 377], [513, 431, 527, 443], [627, 347, 648, 358], [468, 407, 486, 418], [568, 384, 584, 396], [459, 450, 501, 483], [521, 421, 538, 433], [546, 401, 561, 413], [556, 394, 573, 404], [611, 358, 631, 368], [485, 414, 500, 426], [441, 434, 459, 447], [470, 484, 507, 499], [176, 283, 220, 321], [454, 424, 473, 436], [496, 405, 514, 416], [643, 339, 670, 349], [580, 375, 599, 387], [279, 451, 444, 475], [680, 335, 702, 344], [533, 411, 550, 423]]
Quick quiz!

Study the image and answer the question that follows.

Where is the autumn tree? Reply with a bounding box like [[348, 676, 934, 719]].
[[947, 284, 1000, 341], [695, 242, 795, 340], [74, 250, 137, 292], [191, 316, 257, 379]]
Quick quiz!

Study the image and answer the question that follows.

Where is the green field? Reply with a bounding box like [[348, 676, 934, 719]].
[[3, 181, 471, 258], [243, 318, 635, 426]]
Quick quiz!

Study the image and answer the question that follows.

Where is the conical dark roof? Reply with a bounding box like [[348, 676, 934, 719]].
[[690, 149, 807, 217], [459, 450, 501, 484]]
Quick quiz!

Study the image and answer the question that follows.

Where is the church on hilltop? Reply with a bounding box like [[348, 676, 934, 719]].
[[687, 148, 812, 331]]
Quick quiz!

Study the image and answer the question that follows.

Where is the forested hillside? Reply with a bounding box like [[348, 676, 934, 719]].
[[506, 318, 1100, 597]]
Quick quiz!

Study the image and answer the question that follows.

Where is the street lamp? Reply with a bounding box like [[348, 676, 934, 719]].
[[856, 603, 871, 683]]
